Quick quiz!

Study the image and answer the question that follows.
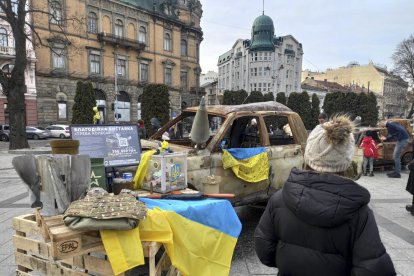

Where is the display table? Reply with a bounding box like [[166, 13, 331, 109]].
[[12, 197, 242, 276], [12, 210, 174, 276]]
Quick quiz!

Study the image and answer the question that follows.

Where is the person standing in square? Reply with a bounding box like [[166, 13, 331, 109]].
[[360, 130, 378, 176]]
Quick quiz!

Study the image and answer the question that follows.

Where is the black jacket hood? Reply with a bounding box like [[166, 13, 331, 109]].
[[283, 168, 371, 228]]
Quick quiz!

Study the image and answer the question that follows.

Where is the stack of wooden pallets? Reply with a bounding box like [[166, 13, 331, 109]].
[[12, 209, 179, 276]]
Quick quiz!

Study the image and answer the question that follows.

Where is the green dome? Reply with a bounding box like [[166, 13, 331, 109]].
[[250, 14, 275, 52], [252, 15, 274, 32]]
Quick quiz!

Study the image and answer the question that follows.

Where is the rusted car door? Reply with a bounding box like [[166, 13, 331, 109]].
[[206, 113, 270, 205]]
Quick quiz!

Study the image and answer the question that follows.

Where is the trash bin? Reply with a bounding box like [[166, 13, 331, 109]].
[[90, 158, 106, 190]]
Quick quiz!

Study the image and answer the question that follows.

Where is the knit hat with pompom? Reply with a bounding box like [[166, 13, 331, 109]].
[[304, 115, 355, 173]]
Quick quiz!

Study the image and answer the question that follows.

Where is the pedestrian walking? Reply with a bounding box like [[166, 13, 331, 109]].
[[380, 120, 409, 178], [254, 115, 395, 276], [405, 159, 414, 215], [360, 130, 378, 176], [150, 116, 161, 134], [137, 119, 147, 139]]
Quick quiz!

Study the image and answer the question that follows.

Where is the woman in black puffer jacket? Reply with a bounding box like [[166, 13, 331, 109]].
[[254, 116, 395, 276]]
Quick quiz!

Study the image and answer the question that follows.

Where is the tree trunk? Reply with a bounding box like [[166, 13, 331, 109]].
[[8, 9, 29, 150], [8, 83, 29, 149], [407, 101, 414, 119]]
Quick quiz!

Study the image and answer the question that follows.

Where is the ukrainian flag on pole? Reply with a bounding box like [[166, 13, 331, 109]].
[[222, 147, 269, 183], [139, 198, 242, 276]]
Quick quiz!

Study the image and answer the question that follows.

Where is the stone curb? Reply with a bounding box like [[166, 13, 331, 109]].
[[7, 147, 52, 155]]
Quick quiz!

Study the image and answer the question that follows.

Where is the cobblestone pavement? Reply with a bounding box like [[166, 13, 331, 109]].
[[0, 149, 413, 275]]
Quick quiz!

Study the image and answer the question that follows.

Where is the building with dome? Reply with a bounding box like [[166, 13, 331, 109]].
[[217, 14, 303, 98]]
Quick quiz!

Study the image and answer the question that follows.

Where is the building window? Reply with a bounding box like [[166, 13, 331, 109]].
[[0, 28, 7, 46], [49, 1, 62, 25], [58, 101, 67, 120], [180, 70, 188, 89], [88, 12, 98, 33], [52, 44, 66, 69], [115, 19, 123, 37], [2, 64, 14, 73], [90, 52, 101, 74], [138, 26, 146, 43], [196, 43, 199, 60], [164, 32, 171, 51], [140, 62, 148, 82], [117, 58, 126, 77], [165, 67, 172, 85], [181, 39, 187, 56]]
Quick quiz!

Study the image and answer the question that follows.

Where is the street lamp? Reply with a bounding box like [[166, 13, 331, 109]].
[[265, 64, 284, 100]]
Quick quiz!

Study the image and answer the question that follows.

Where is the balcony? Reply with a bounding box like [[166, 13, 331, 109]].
[[0, 46, 15, 56], [97, 33, 145, 52]]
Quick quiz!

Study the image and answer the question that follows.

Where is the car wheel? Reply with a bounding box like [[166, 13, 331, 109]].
[[59, 134, 65, 139], [0, 134, 8, 142], [402, 152, 413, 165], [33, 134, 39, 140]]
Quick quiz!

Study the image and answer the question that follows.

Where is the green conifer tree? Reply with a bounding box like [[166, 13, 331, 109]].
[[141, 84, 171, 136], [263, 92, 275, 101], [276, 92, 287, 105], [222, 90, 233, 105], [235, 90, 248, 104], [300, 91, 312, 130], [310, 93, 320, 129], [72, 81, 96, 124], [245, 91, 264, 103]]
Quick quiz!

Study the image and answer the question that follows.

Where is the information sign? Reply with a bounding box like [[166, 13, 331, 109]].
[[70, 124, 141, 167]]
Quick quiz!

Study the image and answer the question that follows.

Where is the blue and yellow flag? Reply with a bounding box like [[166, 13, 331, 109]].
[[222, 147, 269, 182], [101, 198, 242, 276], [140, 198, 242, 276]]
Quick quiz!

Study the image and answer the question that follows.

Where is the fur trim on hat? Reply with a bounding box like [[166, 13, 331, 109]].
[[304, 116, 355, 173]]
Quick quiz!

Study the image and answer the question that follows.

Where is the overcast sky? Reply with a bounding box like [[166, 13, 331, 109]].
[[199, 0, 414, 74]]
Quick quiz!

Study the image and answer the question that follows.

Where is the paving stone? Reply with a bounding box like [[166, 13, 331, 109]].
[[393, 260, 414, 276]]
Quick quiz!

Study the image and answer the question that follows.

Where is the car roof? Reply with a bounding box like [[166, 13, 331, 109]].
[[184, 101, 292, 116], [49, 124, 69, 127]]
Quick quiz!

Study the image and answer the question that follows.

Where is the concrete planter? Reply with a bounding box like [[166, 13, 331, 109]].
[[49, 139, 80, 155]]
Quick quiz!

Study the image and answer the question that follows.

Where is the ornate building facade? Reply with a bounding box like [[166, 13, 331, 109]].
[[305, 63, 408, 118], [217, 14, 303, 98], [33, 0, 203, 125], [0, 1, 37, 125]]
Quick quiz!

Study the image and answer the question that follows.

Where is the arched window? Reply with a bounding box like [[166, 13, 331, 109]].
[[2, 64, 14, 74], [115, 19, 123, 37], [115, 91, 131, 122], [138, 26, 146, 43], [164, 32, 171, 51], [137, 94, 142, 120], [88, 12, 98, 33], [0, 28, 7, 47], [49, 1, 62, 25], [180, 39, 187, 56]]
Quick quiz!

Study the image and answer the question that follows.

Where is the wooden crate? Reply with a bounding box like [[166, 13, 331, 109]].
[[12, 212, 177, 276]]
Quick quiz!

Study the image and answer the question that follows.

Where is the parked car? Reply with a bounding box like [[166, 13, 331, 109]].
[[46, 124, 70, 138], [354, 124, 413, 166], [0, 124, 9, 141], [138, 101, 363, 206], [26, 126, 50, 140]]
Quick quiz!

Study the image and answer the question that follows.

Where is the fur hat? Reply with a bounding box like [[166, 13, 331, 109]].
[[304, 116, 355, 173]]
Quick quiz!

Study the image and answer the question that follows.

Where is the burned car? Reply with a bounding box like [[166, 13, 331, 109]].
[[355, 124, 413, 166], [142, 102, 305, 206], [141, 101, 363, 206]]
